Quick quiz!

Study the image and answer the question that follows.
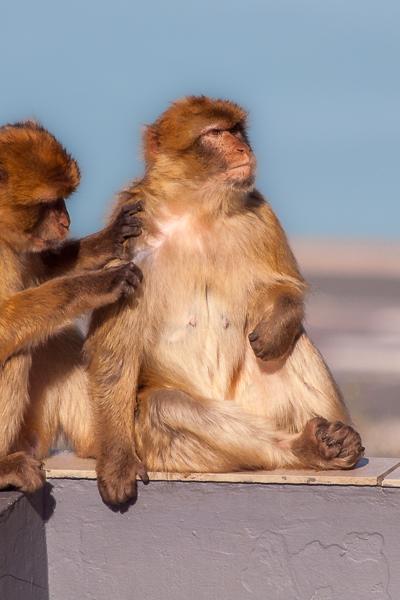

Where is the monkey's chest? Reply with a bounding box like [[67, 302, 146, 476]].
[[143, 255, 249, 397], [135, 217, 253, 395]]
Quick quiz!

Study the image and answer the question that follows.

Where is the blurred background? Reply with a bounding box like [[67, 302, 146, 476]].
[[1, 0, 399, 456]]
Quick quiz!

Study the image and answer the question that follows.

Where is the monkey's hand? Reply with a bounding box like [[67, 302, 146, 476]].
[[248, 295, 303, 361], [105, 201, 143, 259], [96, 451, 149, 505], [72, 262, 143, 310], [40, 202, 144, 276], [249, 315, 301, 361]]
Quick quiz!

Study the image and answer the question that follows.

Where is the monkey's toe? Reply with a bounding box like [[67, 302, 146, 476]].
[[97, 455, 148, 506], [1, 452, 45, 493], [98, 476, 138, 506]]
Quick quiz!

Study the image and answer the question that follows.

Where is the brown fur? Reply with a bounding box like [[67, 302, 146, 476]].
[[86, 96, 364, 505], [0, 122, 143, 493], [0, 120, 80, 205]]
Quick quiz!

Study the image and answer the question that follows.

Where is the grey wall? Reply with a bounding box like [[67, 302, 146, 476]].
[[0, 491, 48, 600], [44, 481, 400, 600], [1, 482, 400, 599]]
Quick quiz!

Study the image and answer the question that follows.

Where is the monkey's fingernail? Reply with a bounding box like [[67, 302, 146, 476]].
[[127, 201, 144, 214], [248, 332, 258, 342], [140, 470, 149, 484]]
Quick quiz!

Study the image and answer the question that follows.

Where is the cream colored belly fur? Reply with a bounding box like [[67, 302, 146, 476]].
[[133, 214, 345, 427]]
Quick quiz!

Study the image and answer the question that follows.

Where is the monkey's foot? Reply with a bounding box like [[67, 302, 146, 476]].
[[97, 452, 149, 505], [0, 451, 45, 493], [294, 417, 365, 470]]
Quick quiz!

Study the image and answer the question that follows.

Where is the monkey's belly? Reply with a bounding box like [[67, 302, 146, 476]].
[[154, 296, 246, 400], [155, 316, 294, 419]]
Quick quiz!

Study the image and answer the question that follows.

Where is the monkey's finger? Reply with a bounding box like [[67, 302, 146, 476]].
[[249, 338, 266, 356], [98, 479, 123, 505], [326, 423, 352, 445], [119, 230, 142, 243], [119, 223, 142, 239], [122, 201, 144, 215], [120, 215, 142, 227], [253, 348, 265, 359], [329, 421, 345, 433], [313, 417, 329, 434], [128, 263, 144, 282], [115, 479, 137, 505], [125, 272, 142, 288]]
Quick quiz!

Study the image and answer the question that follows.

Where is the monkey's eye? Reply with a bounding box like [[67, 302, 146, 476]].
[[207, 128, 223, 136], [230, 124, 243, 137]]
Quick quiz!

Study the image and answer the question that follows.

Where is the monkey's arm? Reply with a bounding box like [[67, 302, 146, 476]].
[[0, 264, 140, 365], [247, 198, 306, 361], [41, 202, 142, 277], [248, 281, 305, 360], [85, 301, 148, 505]]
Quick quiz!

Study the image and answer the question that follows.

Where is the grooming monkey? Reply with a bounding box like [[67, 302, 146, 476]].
[[86, 96, 364, 504], [0, 121, 142, 492]]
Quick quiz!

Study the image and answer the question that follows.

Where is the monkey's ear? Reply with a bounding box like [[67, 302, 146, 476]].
[[142, 125, 159, 164]]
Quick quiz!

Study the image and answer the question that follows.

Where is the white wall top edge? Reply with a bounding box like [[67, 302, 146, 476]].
[[44, 454, 400, 488]]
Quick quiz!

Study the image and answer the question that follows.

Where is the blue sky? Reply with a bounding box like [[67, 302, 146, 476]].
[[1, 0, 399, 239]]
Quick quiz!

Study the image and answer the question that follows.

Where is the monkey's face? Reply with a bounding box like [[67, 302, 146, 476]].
[[0, 121, 79, 251], [1, 198, 71, 252], [144, 97, 257, 193], [24, 198, 71, 251], [153, 123, 257, 193], [191, 123, 257, 190]]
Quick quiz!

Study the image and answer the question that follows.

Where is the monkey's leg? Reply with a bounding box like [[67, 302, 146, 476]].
[[239, 332, 364, 469], [0, 354, 45, 492], [86, 301, 148, 504], [135, 388, 313, 473], [24, 327, 96, 459]]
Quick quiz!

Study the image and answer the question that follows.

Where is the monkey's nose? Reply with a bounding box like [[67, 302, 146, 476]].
[[60, 220, 70, 230], [59, 212, 71, 229]]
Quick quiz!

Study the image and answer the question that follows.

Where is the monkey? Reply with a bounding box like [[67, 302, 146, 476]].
[[85, 96, 364, 505], [0, 120, 143, 493]]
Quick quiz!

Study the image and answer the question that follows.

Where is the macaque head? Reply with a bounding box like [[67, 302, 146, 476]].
[[143, 96, 256, 192], [0, 121, 80, 251]]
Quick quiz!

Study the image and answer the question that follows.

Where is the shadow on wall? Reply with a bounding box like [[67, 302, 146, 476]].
[[0, 484, 55, 600]]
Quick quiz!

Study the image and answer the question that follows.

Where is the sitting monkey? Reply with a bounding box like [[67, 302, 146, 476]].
[[0, 120, 142, 492], [85, 96, 364, 505]]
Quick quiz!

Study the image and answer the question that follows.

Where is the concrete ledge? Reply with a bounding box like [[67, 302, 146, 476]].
[[44, 452, 400, 487], [3, 455, 400, 599]]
